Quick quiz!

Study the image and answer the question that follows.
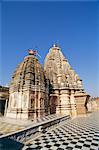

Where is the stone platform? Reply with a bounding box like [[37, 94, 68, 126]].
[[23, 112, 99, 150], [0, 114, 70, 150], [0, 114, 67, 135], [0, 112, 99, 150]]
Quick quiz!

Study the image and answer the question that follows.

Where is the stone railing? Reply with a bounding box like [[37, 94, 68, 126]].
[[0, 115, 70, 143]]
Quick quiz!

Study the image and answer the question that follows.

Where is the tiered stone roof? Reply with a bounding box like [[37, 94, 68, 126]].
[[10, 53, 46, 93], [44, 44, 83, 90]]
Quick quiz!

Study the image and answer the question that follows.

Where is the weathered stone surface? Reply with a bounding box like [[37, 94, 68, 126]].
[[5, 45, 89, 119], [87, 97, 99, 112], [44, 44, 89, 116], [6, 52, 49, 120]]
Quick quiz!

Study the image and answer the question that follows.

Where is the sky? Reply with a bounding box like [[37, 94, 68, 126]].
[[0, 0, 99, 97]]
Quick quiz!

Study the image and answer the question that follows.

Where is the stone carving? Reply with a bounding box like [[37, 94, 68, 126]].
[[44, 44, 89, 116], [5, 46, 89, 119], [6, 51, 49, 119]]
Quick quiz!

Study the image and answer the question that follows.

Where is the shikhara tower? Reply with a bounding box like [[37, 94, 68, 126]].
[[44, 44, 88, 116], [6, 45, 89, 119], [6, 51, 49, 119]]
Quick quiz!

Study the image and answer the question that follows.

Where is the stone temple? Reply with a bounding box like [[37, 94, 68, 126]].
[[6, 44, 89, 120]]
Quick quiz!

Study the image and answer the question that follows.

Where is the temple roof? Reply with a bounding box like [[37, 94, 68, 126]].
[[44, 45, 83, 90], [10, 52, 45, 92]]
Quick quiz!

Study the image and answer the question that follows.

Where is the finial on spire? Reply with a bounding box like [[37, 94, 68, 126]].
[[52, 43, 60, 50], [53, 43, 57, 47], [28, 49, 41, 58], [28, 49, 37, 55]]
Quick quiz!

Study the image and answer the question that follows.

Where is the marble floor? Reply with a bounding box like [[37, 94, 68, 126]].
[[0, 122, 24, 135], [23, 112, 99, 150], [0, 114, 63, 135]]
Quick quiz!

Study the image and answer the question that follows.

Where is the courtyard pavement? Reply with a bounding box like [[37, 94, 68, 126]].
[[0, 114, 63, 135], [23, 112, 99, 150]]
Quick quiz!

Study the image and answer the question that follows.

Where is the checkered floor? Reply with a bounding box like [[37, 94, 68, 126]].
[[23, 112, 99, 150], [0, 114, 64, 135]]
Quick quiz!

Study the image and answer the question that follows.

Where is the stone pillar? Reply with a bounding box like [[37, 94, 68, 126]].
[[56, 95, 61, 114], [70, 90, 77, 117], [34, 88, 37, 120], [59, 89, 71, 116], [4, 99, 8, 116], [38, 90, 41, 118], [53, 90, 60, 115]]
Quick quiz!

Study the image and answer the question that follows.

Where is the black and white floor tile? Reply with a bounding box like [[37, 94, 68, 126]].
[[23, 112, 99, 150]]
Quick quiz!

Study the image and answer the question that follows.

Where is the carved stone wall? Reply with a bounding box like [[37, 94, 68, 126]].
[[44, 44, 88, 116], [5, 45, 89, 119], [6, 54, 49, 120]]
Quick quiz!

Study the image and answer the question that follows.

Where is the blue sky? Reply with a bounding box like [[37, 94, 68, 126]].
[[0, 1, 99, 97]]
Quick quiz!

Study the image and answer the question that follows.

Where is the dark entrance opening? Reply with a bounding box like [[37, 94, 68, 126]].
[[50, 96, 57, 114], [0, 100, 6, 116]]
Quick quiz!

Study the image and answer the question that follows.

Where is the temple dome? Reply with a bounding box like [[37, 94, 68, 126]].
[[10, 53, 45, 93], [44, 45, 83, 89], [7, 51, 49, 119]]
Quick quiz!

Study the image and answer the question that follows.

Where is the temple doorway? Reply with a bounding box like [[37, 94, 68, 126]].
[[0, 100, 6, 116], [50, 96, 57, 114]]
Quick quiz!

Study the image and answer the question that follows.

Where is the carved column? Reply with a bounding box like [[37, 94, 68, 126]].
[[59, 89, 71, 115], [38, 88, 41, 118], [70, 90, 77, 116], [55, 90, 61, 114]]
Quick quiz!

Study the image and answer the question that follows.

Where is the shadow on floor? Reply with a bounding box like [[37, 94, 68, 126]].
[[0, 138, 24, 150]]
